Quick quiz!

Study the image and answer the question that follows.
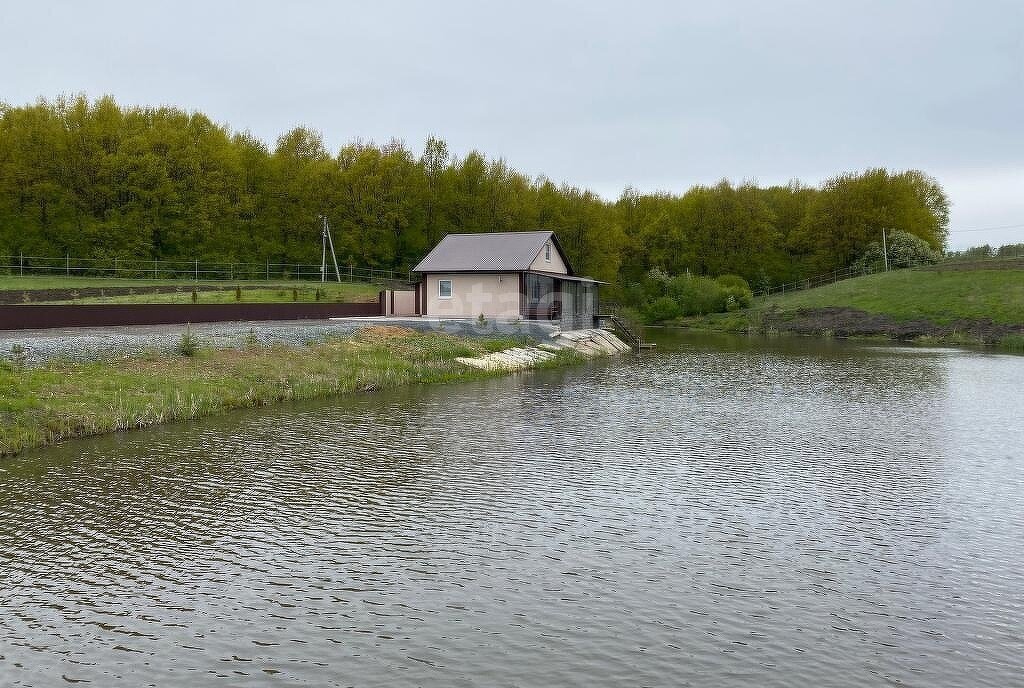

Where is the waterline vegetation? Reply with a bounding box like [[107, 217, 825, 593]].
[[0, 327, 581, 457]]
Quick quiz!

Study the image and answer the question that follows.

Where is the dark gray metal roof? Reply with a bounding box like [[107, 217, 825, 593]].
[[527, 270, 604, 284], [412, 231, 558, 273]]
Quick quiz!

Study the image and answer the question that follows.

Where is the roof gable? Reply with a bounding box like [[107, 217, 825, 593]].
[[412, 231, 574, 274]]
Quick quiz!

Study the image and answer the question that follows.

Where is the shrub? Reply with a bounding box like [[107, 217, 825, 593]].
[[716, 274, 753, 309], [853, 229, 941, 272], [628, 270, 754, 319], [642, 267, 671, 300], [667, 275, 727, 315], [643, 296, 682, 323], [753, 268, 773, 295], [715, 274, 750, 291], [244, 328, 259, 349], [176, 326, 198, 357], [9, 343, 27, 368], [999, 334, 1024, 352]]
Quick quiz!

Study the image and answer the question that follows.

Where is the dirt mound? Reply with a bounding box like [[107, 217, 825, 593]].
[[356, 325, 417, 340]]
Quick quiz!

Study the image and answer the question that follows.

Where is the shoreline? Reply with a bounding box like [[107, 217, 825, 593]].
[[0, 325, 601, 458], [668, 306, 1024, 352]]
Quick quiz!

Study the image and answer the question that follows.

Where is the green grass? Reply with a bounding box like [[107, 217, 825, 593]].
[[757, 268, 1024, 324], [0, 275, 381, 303], [670, 268, 1024, 350], [0, 328, 578, 457], [44, 284, 379, 304], [999, 334, 1024, 352], [0, 275, 202, 290]]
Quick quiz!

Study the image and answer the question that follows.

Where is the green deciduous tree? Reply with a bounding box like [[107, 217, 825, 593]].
[[0, 96, 951, 292]]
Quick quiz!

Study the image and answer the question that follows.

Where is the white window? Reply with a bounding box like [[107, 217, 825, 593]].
[[438, 279, 453, 299], [545, 243, 552, 262]]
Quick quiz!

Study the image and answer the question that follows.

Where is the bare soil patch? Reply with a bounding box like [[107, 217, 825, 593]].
[[764, 306, 1024, 343]]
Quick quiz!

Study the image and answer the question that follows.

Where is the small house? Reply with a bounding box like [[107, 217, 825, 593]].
[[410, 231, 601, 329]]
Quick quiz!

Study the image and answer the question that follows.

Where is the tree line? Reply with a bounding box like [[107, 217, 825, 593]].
[[947, 243, 1024, 260], [0, 96, 950, 289]]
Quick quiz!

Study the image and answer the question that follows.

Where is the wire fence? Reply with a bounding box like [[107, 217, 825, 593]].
[[757, 263, 895, 297], [757, 253, 1024, 298], [1, 254, 413, 284]]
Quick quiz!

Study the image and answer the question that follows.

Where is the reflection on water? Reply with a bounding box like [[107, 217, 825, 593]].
[[1, 331, 1023, 687]]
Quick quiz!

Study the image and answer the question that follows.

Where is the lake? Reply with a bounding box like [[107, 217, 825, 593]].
[[1, 330, 1022, 687]]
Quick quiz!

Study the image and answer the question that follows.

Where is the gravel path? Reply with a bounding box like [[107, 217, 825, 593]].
[[0, 320, 365, 365], [0, 318, 559, 365]]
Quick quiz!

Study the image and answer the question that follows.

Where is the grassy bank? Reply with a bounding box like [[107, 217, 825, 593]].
[[760, 269, 1024, 324], [0, 327, 578, 457], [677, 268, 1024, 349]]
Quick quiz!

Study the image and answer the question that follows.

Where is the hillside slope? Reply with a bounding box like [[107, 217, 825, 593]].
[[762, 268, 1024, 325], [684, 268, 1024, 348]]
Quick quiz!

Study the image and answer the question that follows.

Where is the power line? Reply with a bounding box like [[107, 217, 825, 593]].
[[948, 222, 1024, 234]]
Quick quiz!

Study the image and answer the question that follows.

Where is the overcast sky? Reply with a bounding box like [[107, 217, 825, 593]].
[[3, 0, 1022, 249]]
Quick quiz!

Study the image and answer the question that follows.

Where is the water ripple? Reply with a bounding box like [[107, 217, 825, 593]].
[[1, 332, 1023, 687]]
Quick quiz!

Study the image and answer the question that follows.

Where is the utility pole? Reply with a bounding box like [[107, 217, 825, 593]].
[[320, 215, 342, 283], [320, 217, 327, 283], [882, 228, 890, 272]]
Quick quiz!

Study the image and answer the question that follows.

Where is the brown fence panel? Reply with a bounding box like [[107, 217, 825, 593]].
[[0, 302, 383, 331]]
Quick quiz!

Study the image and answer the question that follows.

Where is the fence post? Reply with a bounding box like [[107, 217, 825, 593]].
[[19, 253, 23, 276], [66, 253, 70, 276], [114, 257, 118, 277], [266, 261, 269, 281], [195, 260, 199, 281]]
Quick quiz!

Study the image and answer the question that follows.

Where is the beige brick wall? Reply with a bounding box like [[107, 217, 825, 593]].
[[425, 273, 521, 318]]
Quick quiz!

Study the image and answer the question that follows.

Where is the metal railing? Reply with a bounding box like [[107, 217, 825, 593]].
[[598, 312, 643, 350], [523, 304, 561, 320], [758, 264, 878, 297], [1, 254, 413, 283], [759, 252, 1024, 297]]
